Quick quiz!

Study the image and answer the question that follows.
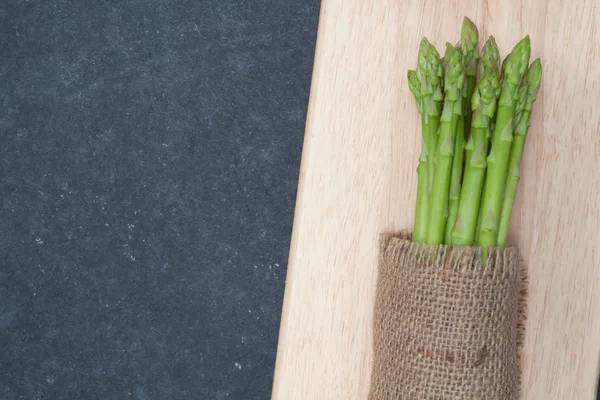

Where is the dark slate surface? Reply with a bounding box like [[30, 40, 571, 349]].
[[0, 1, 319, 399]]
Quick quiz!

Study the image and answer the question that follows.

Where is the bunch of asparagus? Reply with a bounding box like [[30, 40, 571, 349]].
[[409, 17, 542, 249]]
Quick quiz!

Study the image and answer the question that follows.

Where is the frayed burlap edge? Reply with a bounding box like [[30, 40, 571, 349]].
[[368, 232, 529, 400]]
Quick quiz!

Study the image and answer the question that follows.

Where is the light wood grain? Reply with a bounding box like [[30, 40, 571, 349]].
[[272, 1, 600, 399]]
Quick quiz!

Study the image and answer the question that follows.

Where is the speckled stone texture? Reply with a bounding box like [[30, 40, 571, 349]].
[[0, 1, 319, 399]]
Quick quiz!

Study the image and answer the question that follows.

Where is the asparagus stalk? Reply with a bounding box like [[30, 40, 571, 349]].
[[472, 38, 501, 244], [426, 46, 465, 244], [445, 19, 479, 244], [451, 69, 502, 245], [451, 38, 501, 246], [475, 174, 486, 240], [408, 70, 429, 243], [416, 39, 443, 195], [477, 36, 530, 249], [445, 115, 465, 244], [475, 126, 494, 242], [497, 59, 542, 246]]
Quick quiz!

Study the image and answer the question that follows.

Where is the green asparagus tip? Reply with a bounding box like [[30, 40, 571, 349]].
[[407, 70, 422, 112], [524, 59, 542, 111], [441, 46, 465, 105], [503, 35, 531, 85], [407, 70, 420, 94], [478, 36, 500, 77], [442, 42, 454, 68], [514, 58, 542, 117], [472, 69, 502, 118], [417, 38, 442, 95], [515, 76, 528, 117], [418, 38, 441, 70], [444, 46, 464, 84], [461, 18, 479, 79], [461, 17, 479, 54]]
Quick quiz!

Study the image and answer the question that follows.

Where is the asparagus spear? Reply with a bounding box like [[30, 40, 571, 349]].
[[460, 17, 479, 130], [473, 39, 500, 243], [445, 19, 479, 244], [408, 70, 429, 243], [477, 36, 530, 249], [451, 68, 502, 245], [497, 59, 542, 246], [462, 37, 500, 174], [416, 39, 443, 196], [473, 36, 501, 166], [426, 46, 465, 244], [451, 38, 501, 246]]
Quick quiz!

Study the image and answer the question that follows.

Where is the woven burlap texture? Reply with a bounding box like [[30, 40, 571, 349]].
[[368, 233, 525, 400]]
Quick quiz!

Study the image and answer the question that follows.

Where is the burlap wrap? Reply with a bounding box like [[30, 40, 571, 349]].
[[368, 233, 526, 400]]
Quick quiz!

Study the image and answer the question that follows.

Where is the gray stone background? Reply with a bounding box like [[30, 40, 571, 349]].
[[1, 1, 318, 399], [1, 2, 598, 399]]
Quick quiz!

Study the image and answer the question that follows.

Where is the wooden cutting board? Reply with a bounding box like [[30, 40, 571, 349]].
[[272, 1, 600, 399]]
